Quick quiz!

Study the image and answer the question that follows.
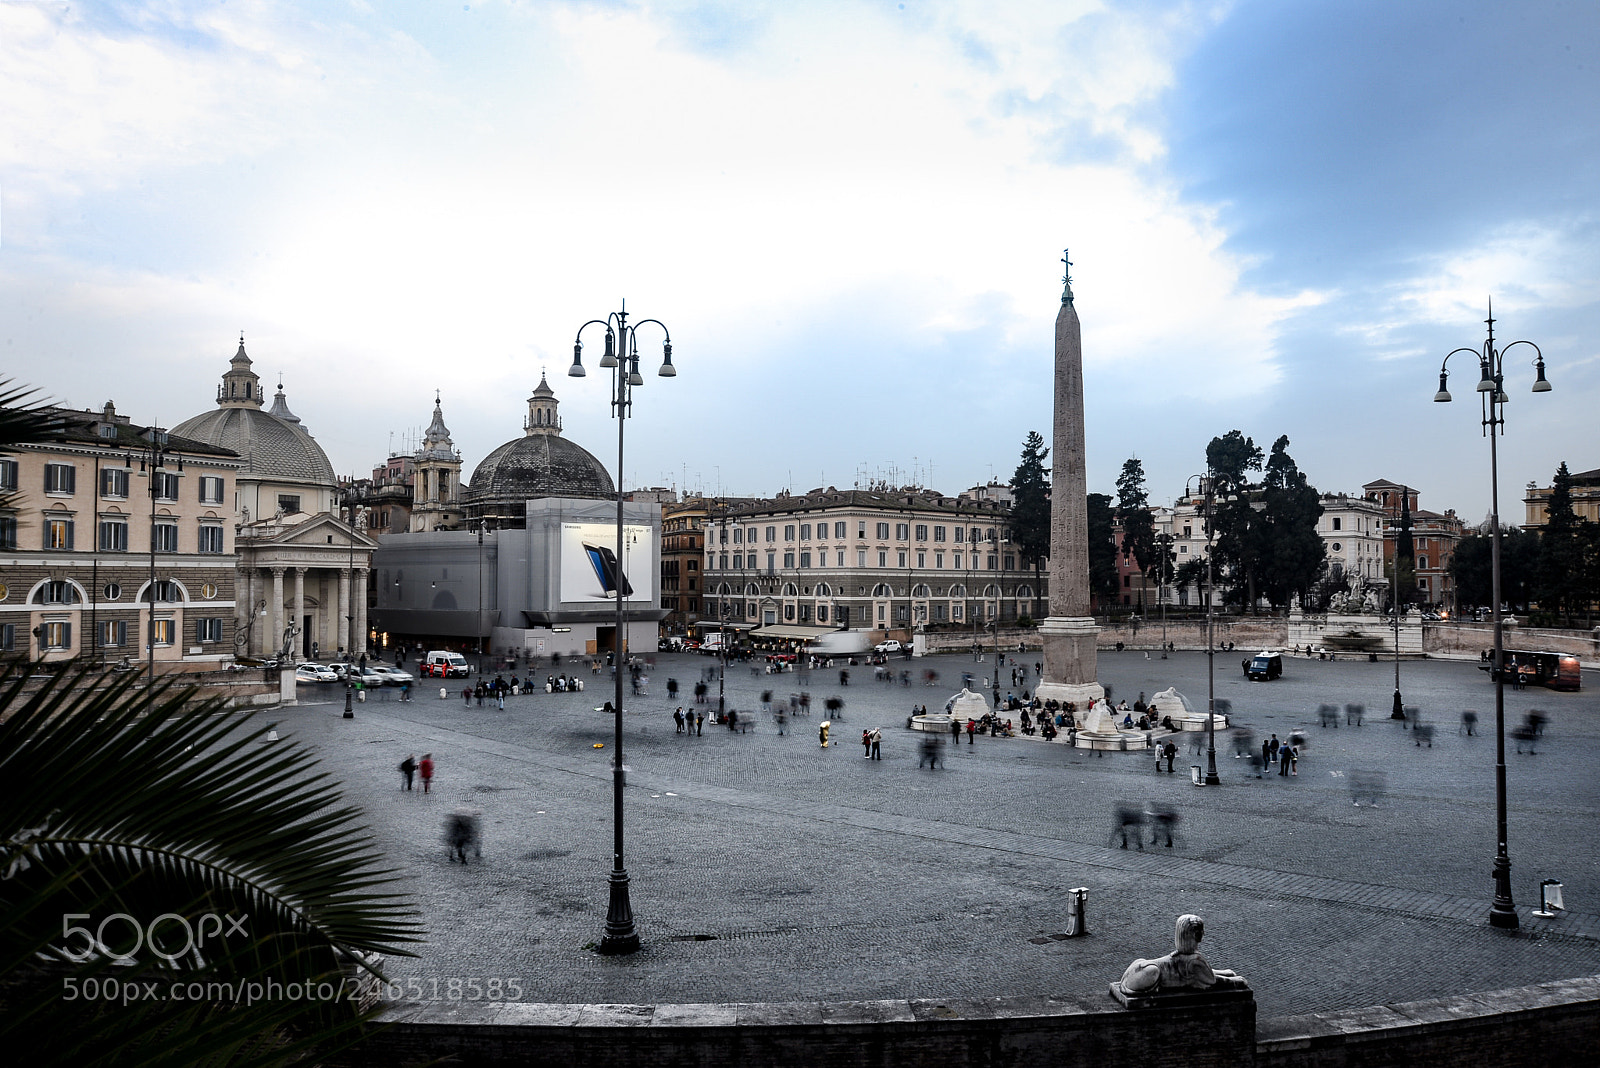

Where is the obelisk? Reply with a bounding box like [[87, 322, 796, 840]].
[[1035, 250, 1104, 708]]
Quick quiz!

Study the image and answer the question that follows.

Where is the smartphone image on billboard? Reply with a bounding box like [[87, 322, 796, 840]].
[[582, 543, 633, 598]]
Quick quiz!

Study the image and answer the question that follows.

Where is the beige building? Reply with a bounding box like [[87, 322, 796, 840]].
[[700, 485, 1038, 641], [0, 401, 241, 666], [1524, 466, 1600, 528]]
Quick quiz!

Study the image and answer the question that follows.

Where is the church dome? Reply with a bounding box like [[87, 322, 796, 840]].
[[466, 375, 614, 524], [172, 337, 336, 488]]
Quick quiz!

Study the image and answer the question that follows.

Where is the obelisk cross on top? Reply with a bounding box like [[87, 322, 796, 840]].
[[1061, 249, 1074, 304]]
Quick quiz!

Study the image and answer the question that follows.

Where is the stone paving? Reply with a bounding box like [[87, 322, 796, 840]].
[[276, 650, 1600, 1018]]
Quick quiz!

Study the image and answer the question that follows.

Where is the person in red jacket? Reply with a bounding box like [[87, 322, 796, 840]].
[[419, 753, 435, 794]]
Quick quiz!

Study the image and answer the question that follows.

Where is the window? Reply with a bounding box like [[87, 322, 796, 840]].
[[934, 604, 947, 621], [104, 582, 121, 600], [1331, 542, 1342, 553], [1183, 525, 1192, 538], [1179, 545, 1188, 554], [766, 553, 775, 571], [99, 620, 127, 647], [198, 525, 224, 554], [858, 522, 867, 538], [733, 528, 743, 543], [896, 523, 909, 540], [799, 524, 810, 540], [954, 527, 964, 543], [987, 554, 997, 570], [783, 551, 795, 568], [917, 552, 926, 568], [933, 525, 946, 542], [718, 527, 728, 544], [44, 463, 76, 494], [897, 551, 907, 567], [99, 519, 128, 552], [784, 524, 796, 540], [0, 459, 16, 491], [798, 604, 811, 621], [877, 604, 885, 621], [718, 553, 729, 570], [895, 605, 909, 622], [876, 522, 889, 539], [1004, 554, 1015, 571], [153, 471, 181, 500], [799, 551, 812, 568], [817, 605, 827, 622], [935, 552, 944, 569], [277, 494, 301, 514], [47, 517, 74, 550], [732, 553, 743, 569], [766, 526, 776, 542], [148, 580, 180, 603], [687, 559, 698, 571], [954, 551, 963, 569], [1332, 517, 1342, 531], [834, 521, 846, 538], [0, 623, 13, 650], [101, 468, 130, 498], [196, 617, 224, 643], [784, 603, 795, 620], [198, 476, 225, 504], [0, 515, 14, 550], [151, 619, 175, 646], [38, 580, 81, 604], [878, 551, 887, 567], [915, 524, 927, 541], [1418, 555, 1429, 570], [153, 522, 179, 553], [41, 620, 72, 650], [857, 549, 866, 567], [1124, 575, 1132, 587], [952, 604, 963, 621]]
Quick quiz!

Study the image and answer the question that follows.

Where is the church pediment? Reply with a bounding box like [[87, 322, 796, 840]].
[[240, 511, 379, 550]]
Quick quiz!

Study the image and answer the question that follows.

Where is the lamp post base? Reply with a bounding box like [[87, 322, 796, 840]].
[[597, 868, 641, 954], [1489, 855, 1519, 929], [1390, 689, 1405, 720]]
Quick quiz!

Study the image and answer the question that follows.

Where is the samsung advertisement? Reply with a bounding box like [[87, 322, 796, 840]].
[[559, 523, 654, 604]]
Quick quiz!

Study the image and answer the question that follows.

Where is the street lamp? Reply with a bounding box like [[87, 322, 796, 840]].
[[130, 428, 179, 711], [1386, 484, 1412, 721], [570, 298, 674, 956], [1435, 300, 1551, 931], [1185, 474, 1222, 786]]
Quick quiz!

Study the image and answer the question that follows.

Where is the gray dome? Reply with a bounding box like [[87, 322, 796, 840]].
[[469, 433, 614, 504], [172, 406, 336, 486]]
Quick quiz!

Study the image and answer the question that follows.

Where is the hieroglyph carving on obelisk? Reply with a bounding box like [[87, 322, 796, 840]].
[[1035, 250, 1104, 707]]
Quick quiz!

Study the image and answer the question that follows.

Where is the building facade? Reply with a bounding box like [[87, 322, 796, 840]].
[[699, 486, 1041, 641], [0, 402, 241, 667], [1523, 466, 1600, 528], [1363, 479, 1464, 608]]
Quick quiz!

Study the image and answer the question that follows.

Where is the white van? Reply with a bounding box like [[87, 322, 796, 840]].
[[421, 650, 471, 678]]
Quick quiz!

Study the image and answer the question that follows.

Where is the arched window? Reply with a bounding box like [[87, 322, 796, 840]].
[[871, 583, 892, 597], [31, 579, 84, 605], [948, 583, 967, 598], [718, 582, 733, 595], [814, 582, 831, 597], [745, 583, 759, 596], [911, 583, 931, 598], [1016, 584, 1033, 598], [983, 583, 1000, 598], [782, 582, 799, 596]]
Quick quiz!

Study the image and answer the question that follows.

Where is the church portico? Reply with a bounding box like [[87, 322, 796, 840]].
[[236, 514, 376, 661]]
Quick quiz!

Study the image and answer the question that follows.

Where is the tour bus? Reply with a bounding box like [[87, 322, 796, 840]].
[[1480, 650, 1582, 691]]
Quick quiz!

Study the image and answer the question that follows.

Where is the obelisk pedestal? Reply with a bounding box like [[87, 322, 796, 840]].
[[1035, 253, 1104, 709]]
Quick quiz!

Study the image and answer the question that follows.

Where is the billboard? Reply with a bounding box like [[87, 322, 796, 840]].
[[559, 522, 654, 604]]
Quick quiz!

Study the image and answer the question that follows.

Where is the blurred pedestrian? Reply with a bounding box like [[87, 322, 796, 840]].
[[819, 720, 830, 748], [870, 728, 882, 760], [419, 753, 434, 794], [444, 807, 480, 863], [1460, 710, 1478, 736], [1111, 805, 1145, 850], [399, 754, 416, 790], [673, 707, 685, 733], [1345, 703, 1364, 727], [862, 729, 872, 757], [1148, 803, 1179, 847]]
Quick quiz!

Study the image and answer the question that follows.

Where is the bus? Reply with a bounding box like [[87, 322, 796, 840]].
[[1479, 650, 1582, 691]]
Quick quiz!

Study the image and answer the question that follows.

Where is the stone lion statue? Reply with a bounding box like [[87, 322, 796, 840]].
[[1118, 914, 1247, 995]]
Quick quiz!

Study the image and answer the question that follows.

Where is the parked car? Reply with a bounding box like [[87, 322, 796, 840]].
[[351, 669, 390, 689], [369, 665, 414, 686], [874, 639, 904, 654], [294, 663, 338, 683]]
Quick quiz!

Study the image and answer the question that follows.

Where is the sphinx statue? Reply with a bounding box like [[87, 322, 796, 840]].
[[1114, 915, 1247, 1003]]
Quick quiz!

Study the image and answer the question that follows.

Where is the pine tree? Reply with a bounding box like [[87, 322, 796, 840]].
[[1087, 492, 1119, 608], [1116, 457, 1155, 613], [1203, 431, 1264, 609], [1258, 436, 1325, 610], [1009, 431, 1051, 621]]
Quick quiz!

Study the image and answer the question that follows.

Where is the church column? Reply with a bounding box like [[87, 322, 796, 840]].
[[337, 568, 351, 658], [269, 567, 285, 661], [292, 567, 306, 663], [355, 567, 369, 658]]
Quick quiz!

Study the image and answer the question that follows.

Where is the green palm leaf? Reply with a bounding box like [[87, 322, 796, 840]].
[[0, 663, 425, 1066]]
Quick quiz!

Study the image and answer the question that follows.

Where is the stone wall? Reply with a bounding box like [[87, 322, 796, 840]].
[[1425, 620, 1599, 666], [348, 975, 1600, 1068]]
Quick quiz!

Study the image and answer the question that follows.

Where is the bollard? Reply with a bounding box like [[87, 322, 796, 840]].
[[1533, 880, 1566, 917], [1065, 886, 1089, 936], [1190, 765, 1204, 787]]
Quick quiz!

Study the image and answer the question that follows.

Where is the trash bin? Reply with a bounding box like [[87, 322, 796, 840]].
[[1534, 879, 1565, 917], [1065, 887, 1088, 936], [1190, 765, 1204, 787]]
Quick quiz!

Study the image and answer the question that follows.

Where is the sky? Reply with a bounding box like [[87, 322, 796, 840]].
[[3, 0, 1596, 523]]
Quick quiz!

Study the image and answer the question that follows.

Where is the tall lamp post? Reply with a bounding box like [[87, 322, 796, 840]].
[[1388, 485, 1411, 720], [1434, 301, 1551, 931], [1186, 474, 1222, 785], [570, 299, 675, 955], [131, 427, 178, 711]]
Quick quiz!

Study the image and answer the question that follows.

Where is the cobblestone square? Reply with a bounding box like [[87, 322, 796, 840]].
[[280, 650, 1600, 1018]]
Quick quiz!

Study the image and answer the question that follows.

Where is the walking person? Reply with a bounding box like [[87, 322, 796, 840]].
[[673, 707, 685, 734], [870, 728, 882, 760], [696, 711, 704, 736], [862, 729, 872, 757], [419, 753, 435, 794], [1278, 740, 1293, 776], [399, 754, 416, 791]]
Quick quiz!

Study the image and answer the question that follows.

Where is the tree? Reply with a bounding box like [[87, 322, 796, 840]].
[[1010, 431, 1051, 621], [1115, 458, 1155, 614], [1256, 436, 1325, 610], [1535, 462, 1595, 625], [1450, 527, 1540, 612], [1203, 431, 1264, 609], [1087, 492, 1119, 608]]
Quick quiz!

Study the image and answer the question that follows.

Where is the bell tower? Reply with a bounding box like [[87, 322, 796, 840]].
[[410, 391, 465, 532]]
